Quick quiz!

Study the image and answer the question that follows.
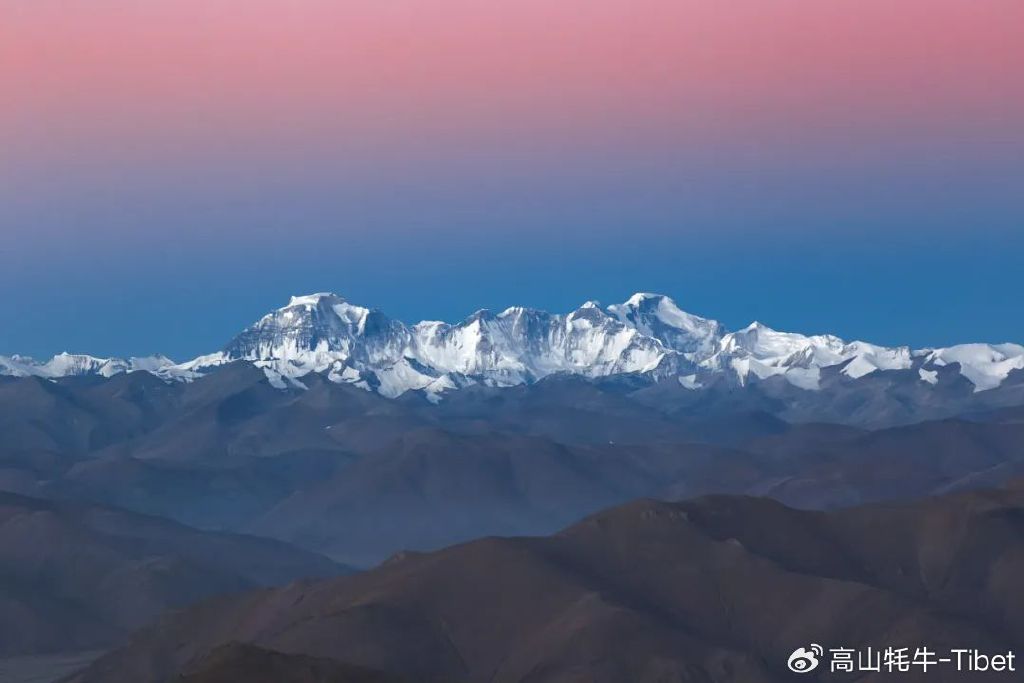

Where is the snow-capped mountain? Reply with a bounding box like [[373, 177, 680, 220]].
[[606, 292, 723, 360], [704, 322, 914, 390], [3, 292, 1022, 400], [214, 293, 690, 397], [916, 343, 1024, 392], [0, 352, 182, 379]]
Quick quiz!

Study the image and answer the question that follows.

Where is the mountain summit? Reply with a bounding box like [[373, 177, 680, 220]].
[[217, 292, 692, 397], [3, 292, 1023, 400]]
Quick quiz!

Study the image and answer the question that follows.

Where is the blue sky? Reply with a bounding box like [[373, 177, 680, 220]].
[[3, 1, 1022, 359], [3, 221, 1022, 360]]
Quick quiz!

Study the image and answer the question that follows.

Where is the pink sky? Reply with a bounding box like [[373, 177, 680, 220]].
[[5, 0, 1023, 165], [2, 1, 1023, 357]]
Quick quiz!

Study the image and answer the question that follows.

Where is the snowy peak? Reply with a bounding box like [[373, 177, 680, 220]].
[[918, 343, 1024, 392], [214, 293, 688, 396], [44, 353, 131, 378], [220, 294, 426, 397], [223, 293, 406, 365], [0, 353, 182, 380], [605, 293, 722, 358], [409, 297, 671, 385], [3, 291, 1022, 399], [718, 322, 845, 365], [286, 292, 343, 307], [712, 322, 913, 388], [277, 292, 374, 332]]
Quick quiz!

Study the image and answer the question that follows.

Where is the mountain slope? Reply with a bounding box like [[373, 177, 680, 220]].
[[0, 491, 345, 656], [4, 366, 1024, 566], [68, 485, 1024, 683], [247, 428, 767, 566]]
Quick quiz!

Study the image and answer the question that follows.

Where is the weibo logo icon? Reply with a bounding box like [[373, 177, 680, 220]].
[[787, 644, 823, 673]]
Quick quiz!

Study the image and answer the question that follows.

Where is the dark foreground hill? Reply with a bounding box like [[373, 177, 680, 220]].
[[176, 643, 423, 683], [69, 483, 1024, 683], [0, 491, 344, 656]]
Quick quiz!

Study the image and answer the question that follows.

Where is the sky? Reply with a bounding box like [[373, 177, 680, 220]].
[[2, 0, 1022, 359]]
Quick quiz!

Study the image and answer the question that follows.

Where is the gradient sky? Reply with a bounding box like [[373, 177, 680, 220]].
[[2, 0, 1023, 359]]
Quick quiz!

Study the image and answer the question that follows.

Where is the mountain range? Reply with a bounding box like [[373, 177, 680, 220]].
[[68, 482, 1024, 683], [4, 293, 1023, 404], [4, 357, 1024, 568], [4, 292, 1024, 681]]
